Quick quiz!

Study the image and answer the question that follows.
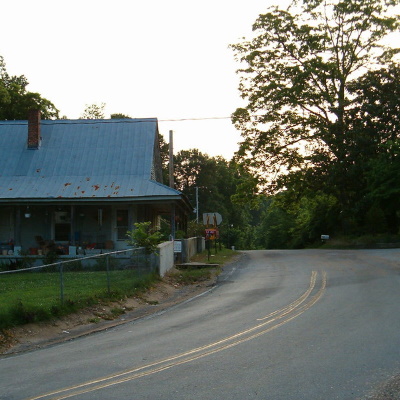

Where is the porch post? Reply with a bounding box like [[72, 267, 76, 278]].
[[170, 203, 176, 240], [70, 205, 76, 245], [15, 206, 21, 246]]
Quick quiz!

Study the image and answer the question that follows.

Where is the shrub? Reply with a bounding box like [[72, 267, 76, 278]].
[[126, 222, 163, 254]]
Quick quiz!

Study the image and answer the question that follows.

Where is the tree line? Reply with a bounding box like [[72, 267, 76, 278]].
[[2, 0, 400, 249], [230, 0, 400, 248]]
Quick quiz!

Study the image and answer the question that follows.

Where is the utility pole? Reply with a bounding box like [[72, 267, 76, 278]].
[[169, 130, 174, 188], [169, 130, 175, 239], [196, 186, 199, 223]]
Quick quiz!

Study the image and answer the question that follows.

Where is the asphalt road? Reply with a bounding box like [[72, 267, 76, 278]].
[[1, 249, 400, 400]]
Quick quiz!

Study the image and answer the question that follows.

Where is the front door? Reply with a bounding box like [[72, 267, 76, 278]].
[[114, 208, 129, 249], [54, 210, 71, 242]]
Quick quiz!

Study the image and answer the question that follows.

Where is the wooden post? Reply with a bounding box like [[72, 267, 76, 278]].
[[169, 130, 174, 188]]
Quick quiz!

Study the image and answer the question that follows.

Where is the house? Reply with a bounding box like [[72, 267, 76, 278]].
[[0, 110, 192, 256]]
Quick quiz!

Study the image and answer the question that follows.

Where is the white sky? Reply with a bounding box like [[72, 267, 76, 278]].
[[0, 0, 288, 159]]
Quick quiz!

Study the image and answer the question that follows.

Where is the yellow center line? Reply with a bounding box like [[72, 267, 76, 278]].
[[257, 270, 318, 321], [27, 270, 327, 400]]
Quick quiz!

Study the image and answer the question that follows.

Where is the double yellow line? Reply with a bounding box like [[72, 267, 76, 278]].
[[28, 270, 327, 400]]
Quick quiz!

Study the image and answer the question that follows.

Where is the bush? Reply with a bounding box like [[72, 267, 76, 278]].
[[126, 222, 163, 254]]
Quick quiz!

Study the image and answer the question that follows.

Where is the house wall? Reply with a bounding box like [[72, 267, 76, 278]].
[[76, 206, 112, 247], [0, 207, 14, 248], [21, 211, 51, 250]]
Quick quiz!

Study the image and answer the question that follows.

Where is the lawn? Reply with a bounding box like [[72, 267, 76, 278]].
[[0, 269, 157, 330]]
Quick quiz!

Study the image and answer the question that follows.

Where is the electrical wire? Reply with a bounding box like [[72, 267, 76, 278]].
[[0, 116, 234, 126]]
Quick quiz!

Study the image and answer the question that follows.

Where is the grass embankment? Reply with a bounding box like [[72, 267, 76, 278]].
[[317, 233, 400, 249], [170, 247, 239, 285], [0, 269, 158, 330]]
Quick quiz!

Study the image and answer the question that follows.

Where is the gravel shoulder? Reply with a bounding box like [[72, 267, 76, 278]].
[[360, 373, 400, 400]]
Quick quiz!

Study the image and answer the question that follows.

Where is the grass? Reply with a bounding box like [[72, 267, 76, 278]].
[[0, 269, 158, 330], [172, 246, 240, 285], [317, 233, 400, 249], [190, 246, 240, 265]]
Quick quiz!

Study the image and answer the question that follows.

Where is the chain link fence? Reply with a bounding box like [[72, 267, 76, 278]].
[[0, 248, 159, 328]]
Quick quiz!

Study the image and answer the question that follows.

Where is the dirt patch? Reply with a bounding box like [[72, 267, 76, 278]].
[[0, 267, 219, 356]]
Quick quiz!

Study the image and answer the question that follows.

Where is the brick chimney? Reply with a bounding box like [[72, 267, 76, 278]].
[[27, 109, 41, 149]]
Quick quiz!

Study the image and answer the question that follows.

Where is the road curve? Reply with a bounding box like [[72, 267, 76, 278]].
[[0, 249, 399, 400]]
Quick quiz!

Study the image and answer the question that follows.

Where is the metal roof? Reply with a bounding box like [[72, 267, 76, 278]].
[[0, 118, 182, 201]]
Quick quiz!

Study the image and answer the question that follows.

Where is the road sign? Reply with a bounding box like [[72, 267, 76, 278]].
[[203, 212, 222, 226]]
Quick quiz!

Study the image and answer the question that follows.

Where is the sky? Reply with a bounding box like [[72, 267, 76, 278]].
[[0, 0, 290, 159]]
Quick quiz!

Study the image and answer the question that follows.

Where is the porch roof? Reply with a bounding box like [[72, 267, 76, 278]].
[[0, 175, 182, 201]]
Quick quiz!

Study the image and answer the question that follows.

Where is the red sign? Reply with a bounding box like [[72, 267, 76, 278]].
[[205, 228, 219, 240]]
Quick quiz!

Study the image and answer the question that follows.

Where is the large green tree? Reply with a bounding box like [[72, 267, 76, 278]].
[[231, 0, 400, 210], [348, 64, 400, 233], [0, 56, 59, 119]]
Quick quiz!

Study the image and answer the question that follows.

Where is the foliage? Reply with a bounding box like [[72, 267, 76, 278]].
[[231, 0, 400, 205], [227, 0, 400, 244], [158, 134, 170, 184], [173, 149, 254, 244], [187, 220, 205, 237], [0, 55, 59, 120], [80, 102, 106, 119], [110, 113, 132, 119], [171, 267, 213, 285], [43, 251, 59, 266], [126, 222, 163, 254], [254, 198, 294, 249]]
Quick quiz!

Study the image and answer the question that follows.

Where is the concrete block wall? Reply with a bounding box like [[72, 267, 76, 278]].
[[158, 241, 174, 277], [157, 237, 205, 277]]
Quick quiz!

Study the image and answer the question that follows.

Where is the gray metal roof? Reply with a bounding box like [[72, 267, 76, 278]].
[[0, 118, 182, 201]]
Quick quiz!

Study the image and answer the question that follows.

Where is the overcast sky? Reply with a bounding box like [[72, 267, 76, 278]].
[[1, 0, 289, 159]]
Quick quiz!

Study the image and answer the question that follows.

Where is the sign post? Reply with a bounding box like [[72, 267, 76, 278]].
[[203, 213, 222, 259]]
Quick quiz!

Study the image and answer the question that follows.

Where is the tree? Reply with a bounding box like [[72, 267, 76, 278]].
[[80, 103, 106, 119], [158, 134, 170, 184], [347, 64, 400, 161], [110, 113, 132, 119], [231, 0, 400, 210], [344, 64, 400, 233], [0, 56, 59, 120], [173, 149, 256, 247]]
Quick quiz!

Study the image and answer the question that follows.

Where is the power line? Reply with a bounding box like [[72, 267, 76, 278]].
[[159, 116, 232, 122], [0, 116, 234, 126]]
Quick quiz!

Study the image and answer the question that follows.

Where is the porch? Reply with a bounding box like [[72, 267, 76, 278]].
[[0, 201, 187, 257]]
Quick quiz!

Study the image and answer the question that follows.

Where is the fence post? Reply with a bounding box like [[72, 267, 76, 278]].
[[59, 262, 64, 305], [106, 254, 111, 295]]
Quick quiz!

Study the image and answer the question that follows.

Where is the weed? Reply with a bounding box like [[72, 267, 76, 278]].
[[145, 300, 159, 305], [172, 268, 213, 285], [110, 307, 125, 317]]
